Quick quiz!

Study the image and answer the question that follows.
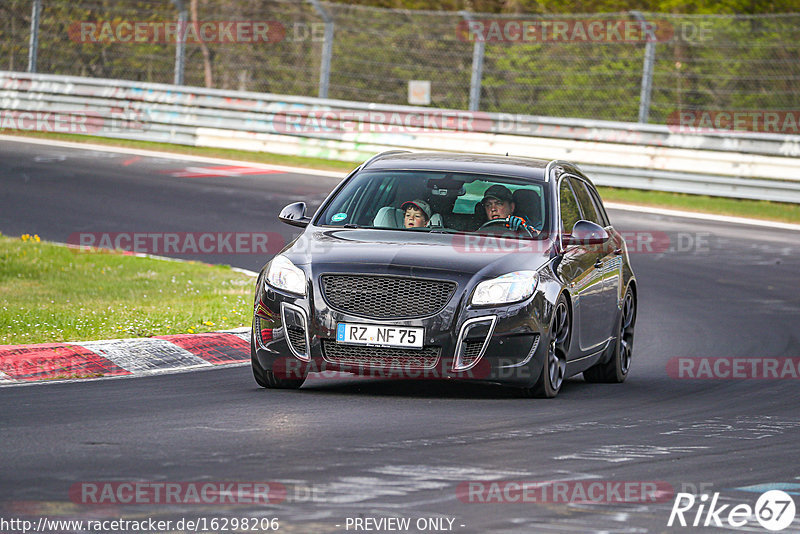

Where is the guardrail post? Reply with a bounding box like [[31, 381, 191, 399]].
[[308, 0, 334, 99], [172, 0, 187, 85], [27, 0, 42, 73], [631, 11, 655, 124], [460, 11, 485, 112]]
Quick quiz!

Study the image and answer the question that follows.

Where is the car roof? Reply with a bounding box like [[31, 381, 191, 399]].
[[362, 151, 551, 181]]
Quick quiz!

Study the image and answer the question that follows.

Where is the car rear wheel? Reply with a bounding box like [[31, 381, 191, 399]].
[[583, 287, 636, 383], [524, 294, 570, 398], [251, 341, 306, 389]]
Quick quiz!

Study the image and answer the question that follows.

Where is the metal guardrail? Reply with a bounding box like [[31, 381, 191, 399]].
[[2, 71, 800, 203]]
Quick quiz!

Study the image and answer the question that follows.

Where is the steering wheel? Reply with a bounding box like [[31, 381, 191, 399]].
[[478, 218, 534, 238]]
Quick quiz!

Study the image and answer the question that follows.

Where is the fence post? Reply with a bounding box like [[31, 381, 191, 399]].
[[27, 0, 42, 73], [308, 0, 334, 99], [460, 11, 484, 112], [172, 0, 187, 85], [631, 11, 655, 123]]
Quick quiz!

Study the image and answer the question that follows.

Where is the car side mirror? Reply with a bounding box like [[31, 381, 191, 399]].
[[567, 220, 609, 246], [279, 202, 311, 228]]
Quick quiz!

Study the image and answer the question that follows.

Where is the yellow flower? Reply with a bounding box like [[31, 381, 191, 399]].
[[222, 316, 228, 320], [21, 234, 30, 241], [33, 235, 41, 242]]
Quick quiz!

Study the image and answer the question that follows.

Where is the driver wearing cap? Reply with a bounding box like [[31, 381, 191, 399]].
[[482, 184, 538, 235]]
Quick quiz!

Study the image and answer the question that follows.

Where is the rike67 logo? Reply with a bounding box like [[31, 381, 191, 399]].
[[668, 490, 796, 531]]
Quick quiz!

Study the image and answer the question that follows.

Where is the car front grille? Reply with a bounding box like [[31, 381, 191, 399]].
[[461, 340, 485, 367], [286, 327, 307, 354], [322, 341, 440, 370], [321, 274, 456, 319]]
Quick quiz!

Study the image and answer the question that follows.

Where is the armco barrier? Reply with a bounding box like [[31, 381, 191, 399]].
[[2, 71, 800, 203]]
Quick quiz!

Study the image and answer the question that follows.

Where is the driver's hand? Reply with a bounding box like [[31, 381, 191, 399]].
[[506, 215, 526, 231], [506, 216, 540, 235]]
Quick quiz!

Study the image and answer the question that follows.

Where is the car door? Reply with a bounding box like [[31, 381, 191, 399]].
[[556, 177, 608, 354], [569, 177, 618, 343]]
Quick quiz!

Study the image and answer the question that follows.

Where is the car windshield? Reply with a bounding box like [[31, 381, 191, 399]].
[[316, 170, 549, 239]]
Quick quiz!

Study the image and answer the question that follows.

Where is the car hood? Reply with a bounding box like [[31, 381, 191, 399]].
[[282, 227, 554, 277]]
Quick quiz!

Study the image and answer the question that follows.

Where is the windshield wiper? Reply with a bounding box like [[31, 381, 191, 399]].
[[405, 227, 469, 235]]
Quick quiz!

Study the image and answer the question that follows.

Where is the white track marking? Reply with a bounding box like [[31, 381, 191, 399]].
[[605, 202, 800, 231], [0, 134, 346, 178]]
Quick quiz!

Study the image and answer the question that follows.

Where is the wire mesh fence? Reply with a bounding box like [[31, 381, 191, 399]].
[[2, 0, 800, 127]]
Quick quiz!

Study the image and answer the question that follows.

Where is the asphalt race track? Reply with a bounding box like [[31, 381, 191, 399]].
[[2, 138, 800, 533]]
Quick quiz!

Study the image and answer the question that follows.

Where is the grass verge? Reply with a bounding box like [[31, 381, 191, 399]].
[[0, 234, 254, 345], [6, 131, 800, 224]]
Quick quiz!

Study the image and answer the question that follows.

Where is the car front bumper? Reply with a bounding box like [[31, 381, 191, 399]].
[[252, 272, 550, 388]]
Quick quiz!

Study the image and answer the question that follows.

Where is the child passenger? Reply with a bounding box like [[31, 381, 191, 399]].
[[401, 199, 432, 228]]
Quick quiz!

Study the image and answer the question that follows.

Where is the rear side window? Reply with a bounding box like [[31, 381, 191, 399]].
[[569, 177, 603, 226], [559, 179, 581, 234]]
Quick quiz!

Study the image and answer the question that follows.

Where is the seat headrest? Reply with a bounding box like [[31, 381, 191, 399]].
[[473, 200, 488, 227], [373, 206, 404, 228], [512, 189, 541, 225]]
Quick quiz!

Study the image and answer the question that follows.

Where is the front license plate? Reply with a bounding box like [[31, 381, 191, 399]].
[[336, 323, 424, 349]]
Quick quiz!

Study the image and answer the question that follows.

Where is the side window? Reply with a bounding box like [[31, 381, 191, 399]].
[[559, 179, 581, 234], [324, 182, 364, 224], [586, 185, 611, 227], [569, 177, 602, 226]]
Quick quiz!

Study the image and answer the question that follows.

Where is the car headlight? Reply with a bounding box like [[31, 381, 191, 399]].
[[264, 255, 306, 296], [471, 271, 539, 306]]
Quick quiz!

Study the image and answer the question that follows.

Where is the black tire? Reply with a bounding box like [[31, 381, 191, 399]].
[[584, 286, 636, 383], [524, 294, 570, 398], [251, 340, 306, 389]]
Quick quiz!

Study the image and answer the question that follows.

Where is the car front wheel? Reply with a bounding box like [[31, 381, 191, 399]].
[[524, 294, 570, 398], [251, 341, 306, 389]]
